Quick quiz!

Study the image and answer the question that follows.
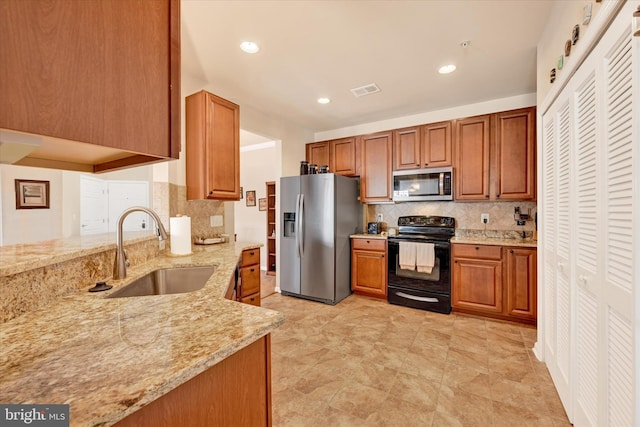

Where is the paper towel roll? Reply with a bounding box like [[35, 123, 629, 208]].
[[170, 216, 192, 255]]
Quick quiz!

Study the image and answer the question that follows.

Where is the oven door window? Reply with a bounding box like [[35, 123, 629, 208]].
[[396, 258, 440, 282]]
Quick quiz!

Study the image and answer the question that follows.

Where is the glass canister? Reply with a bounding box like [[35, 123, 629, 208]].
[[309, 164, 318, 174], [300, 161, 309, 175], [319, 165, 329, 173]]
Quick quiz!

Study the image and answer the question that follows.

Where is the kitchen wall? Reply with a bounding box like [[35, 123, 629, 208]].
[[234, 142, 278, 270], [314, 93, 536, 143], [0, 163, 157, 246], [536, 0, 605, 106]]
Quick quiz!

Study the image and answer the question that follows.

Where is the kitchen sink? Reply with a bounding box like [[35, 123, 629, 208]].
[[107, 266, 216, 298]]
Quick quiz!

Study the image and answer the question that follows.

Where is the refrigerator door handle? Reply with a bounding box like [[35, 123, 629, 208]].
[[295, 194, 301, 257], [299, 194, 305, 256]]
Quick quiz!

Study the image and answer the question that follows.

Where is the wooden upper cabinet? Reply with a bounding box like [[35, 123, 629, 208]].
[[0, 0, 180, 173], [186, 90, 240, 201], [331, 137, 357, 176], [360, 132, 393, 203], [422, 121, 453, 167], [306, 138, 358, 176], [455, 115, 492, 200], [393, 122, 452, 171], [306, 142, 330, 169], [493, 107, 536, 200], [393, 127, 421, 170]]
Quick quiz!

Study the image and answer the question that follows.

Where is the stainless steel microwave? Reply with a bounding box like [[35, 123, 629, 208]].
[[392, 167, 453, 202]]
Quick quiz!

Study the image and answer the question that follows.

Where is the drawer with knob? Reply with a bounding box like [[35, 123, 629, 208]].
[[241, 249, 260, 267], [452, 243, 502, 260], [352, 238, 386, 252]]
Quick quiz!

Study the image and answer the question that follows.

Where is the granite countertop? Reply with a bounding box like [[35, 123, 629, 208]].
[[350, 233, 388, 240], [0, 231, 158, 277], [0, 241, 285, 427], [451, 236, 537, 248]]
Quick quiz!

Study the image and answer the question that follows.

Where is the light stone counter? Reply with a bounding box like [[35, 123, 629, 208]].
[[451, 236, 537, 248], [350, 233, 387, 240], [0, 241, 285, 427]]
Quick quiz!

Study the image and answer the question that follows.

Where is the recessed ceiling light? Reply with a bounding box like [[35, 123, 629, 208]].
[[240, 41, 260, 54], [438, 64, 457, 74], [317, 97, 331, 104]]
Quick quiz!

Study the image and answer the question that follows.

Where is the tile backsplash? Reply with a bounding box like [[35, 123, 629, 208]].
[[153, 183, 226, 240], [367, 201, 537, 234]]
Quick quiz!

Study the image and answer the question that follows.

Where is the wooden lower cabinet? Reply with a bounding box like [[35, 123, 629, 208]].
[[452, 243, 536, 324], [115, 335, 272, 427], [238, 248, 261, 306], [505, 247, 537, 321], [351, 238, 387, 299]]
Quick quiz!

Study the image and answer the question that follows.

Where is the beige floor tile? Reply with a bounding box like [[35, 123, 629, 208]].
[[263, 293, 570, 426], [328, 381, 389, 420], [389, 371, 440, 409], [433, 384, 493, 427], [365, 395, 436, 427], [442, 362, 491, 399]]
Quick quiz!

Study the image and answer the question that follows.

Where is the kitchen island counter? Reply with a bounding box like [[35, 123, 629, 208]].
[[0, 241, 284, 427]]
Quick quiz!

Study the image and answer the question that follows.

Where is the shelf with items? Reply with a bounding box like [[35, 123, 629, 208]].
[[265, 181, 276, 276]]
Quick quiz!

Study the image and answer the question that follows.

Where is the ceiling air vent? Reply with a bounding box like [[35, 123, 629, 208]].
[[350, 83, 380, 98]]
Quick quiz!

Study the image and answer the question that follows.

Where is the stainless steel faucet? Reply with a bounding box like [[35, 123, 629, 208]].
[[113, 206, 168, 280]]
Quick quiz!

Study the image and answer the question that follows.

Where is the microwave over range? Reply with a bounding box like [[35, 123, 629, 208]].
[[393, 167, 453, 202]]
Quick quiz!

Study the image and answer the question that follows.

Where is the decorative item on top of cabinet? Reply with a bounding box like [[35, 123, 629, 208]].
[[266, 181, 276, 276], [0, 0, 181, 173], [351, 237, 387, 299], [393, 122, 452, 171], [237, 248, 261, 306], [360, 131, 393, 203], [454, 107, 535, 201], [185, 90, 240, 201]]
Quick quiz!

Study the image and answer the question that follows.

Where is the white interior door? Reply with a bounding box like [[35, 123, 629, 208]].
[[80, 176, 108, 235], [107, 181, 150, 232]]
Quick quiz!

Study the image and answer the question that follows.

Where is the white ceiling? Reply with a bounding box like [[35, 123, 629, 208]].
[[182, 0, 553, 134]]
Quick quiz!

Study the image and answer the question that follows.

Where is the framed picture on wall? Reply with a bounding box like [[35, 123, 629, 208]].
[[246, 190, 256, 207], [259, 198, 267, 211], [15, 179, 50, 209]]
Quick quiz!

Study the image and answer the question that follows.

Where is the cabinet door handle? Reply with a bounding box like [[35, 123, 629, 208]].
[[209, 191, 213, 195], [509, 249, 514, 253], [416, 163, 420, 167], [250, 268, 255, 272], [454, 260, 458, 263], [497, 194, 501, 198], [250, 251, 255, 256], [485, 195, 490, 199], [475, 246, 479, 250], [366, 240, 370, 243]]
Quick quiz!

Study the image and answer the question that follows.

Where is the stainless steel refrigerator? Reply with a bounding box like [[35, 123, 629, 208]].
[[280, 173, 361, 304]]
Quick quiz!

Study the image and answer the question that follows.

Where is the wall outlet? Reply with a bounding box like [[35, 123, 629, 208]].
[[210, 215, 223, 227], [376, 213, 383, 222], [481, 213, 489, 224]]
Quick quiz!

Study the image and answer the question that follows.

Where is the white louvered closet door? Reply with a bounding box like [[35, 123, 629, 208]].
[[573, 65, 599, 427], [540, 2, 638, 426], [600, 10, 635, 426]]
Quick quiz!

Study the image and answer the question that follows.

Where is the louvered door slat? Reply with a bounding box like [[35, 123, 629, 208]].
[[577, 289, 598, 426], [575, 74, 598, 273]]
